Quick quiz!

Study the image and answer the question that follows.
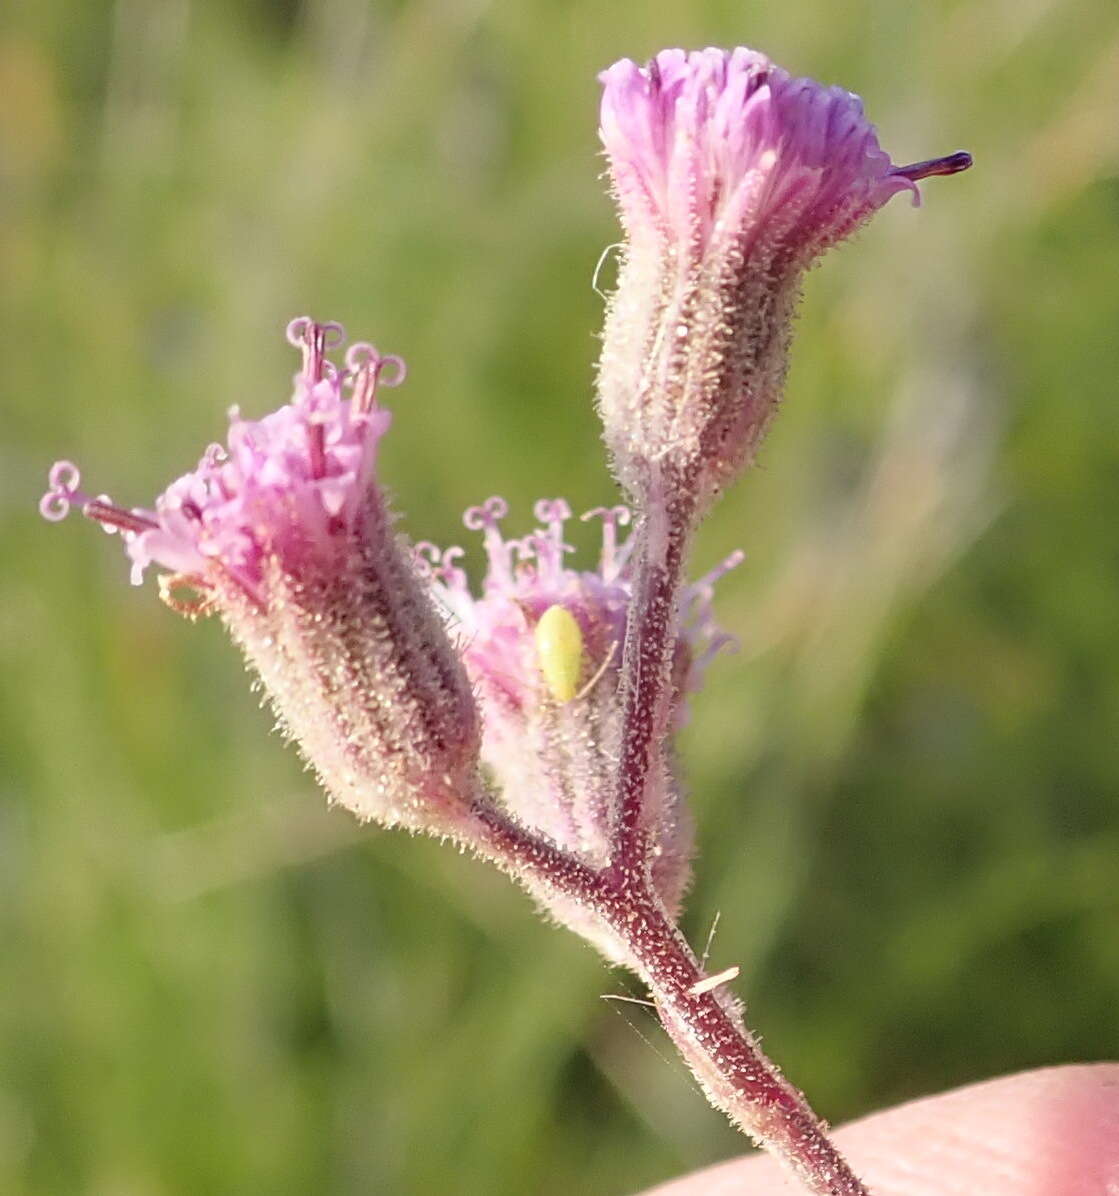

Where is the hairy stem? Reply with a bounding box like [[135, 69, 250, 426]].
[[469, 794, 602, 894], [612, 477, 694, 877], [597, 885, 872, 1196], [468, 792, 870, 1196]]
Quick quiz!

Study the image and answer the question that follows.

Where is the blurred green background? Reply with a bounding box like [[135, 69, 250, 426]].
[[3, 0, 1118, 1192]]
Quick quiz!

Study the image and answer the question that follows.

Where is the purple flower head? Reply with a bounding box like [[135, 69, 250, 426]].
[[419, 496, 741, 927], [599, 47, 966, 256], [41, 318, 404, 606], [42, 320, 480, 833], [596, 47, 971, 509]]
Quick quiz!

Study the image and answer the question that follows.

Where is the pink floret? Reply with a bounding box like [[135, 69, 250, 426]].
[[41, 320, 403, 602]]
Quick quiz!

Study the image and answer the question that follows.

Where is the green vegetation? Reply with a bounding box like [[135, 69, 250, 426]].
[[3, 0, 1117, 1192]]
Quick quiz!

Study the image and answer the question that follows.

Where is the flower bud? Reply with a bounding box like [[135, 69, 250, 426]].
[[42, 320, 480, 833], [420, 496, 741, 934], [596, 47, 971, 509]]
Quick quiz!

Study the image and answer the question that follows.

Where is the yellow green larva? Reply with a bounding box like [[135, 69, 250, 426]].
[[534, 604, 584, 703]]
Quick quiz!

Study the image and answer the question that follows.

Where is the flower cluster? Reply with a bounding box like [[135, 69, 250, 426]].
[[39, 41, 969, 945], [42, 46, 970, 1196]]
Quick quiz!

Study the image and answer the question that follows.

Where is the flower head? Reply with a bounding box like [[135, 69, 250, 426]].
[[419, 496, 741, 921], [596, 47, 971, 509], [42, 320, 480, 832], [41, 319, 404, 602]]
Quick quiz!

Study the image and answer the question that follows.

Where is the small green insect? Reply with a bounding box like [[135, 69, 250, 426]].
[[534, 604, 585, 703]]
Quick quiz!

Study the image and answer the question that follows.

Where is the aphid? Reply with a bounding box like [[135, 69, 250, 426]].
[[534, 604, 585, 702]]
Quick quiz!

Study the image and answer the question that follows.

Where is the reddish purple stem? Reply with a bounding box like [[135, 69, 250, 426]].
[[611, 488, 693, 878], [598, 890, 872, 1196], [472, 795, 870, 1196]]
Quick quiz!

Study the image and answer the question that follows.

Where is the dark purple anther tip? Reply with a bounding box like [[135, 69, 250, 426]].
[[892, 150, 974, 182]]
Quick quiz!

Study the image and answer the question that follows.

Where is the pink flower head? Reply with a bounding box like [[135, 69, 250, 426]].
[[596, 47, 971, 508], [599, 47, 969, 257], [41, 318, 405, 606], [419, 496, 741, 921], [42, 320, 480, 832]]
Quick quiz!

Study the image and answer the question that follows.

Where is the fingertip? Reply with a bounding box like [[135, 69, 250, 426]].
[[639, 1064, 1119, 1196]]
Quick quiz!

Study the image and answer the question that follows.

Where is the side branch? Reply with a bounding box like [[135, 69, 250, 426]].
[[468, 791, 605, 899]]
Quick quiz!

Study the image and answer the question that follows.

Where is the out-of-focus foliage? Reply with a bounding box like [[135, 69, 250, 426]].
[[2, 0, 1117, 1192]]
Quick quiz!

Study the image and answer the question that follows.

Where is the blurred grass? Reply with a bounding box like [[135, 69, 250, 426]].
[[2, 0, 1118, 1192]]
